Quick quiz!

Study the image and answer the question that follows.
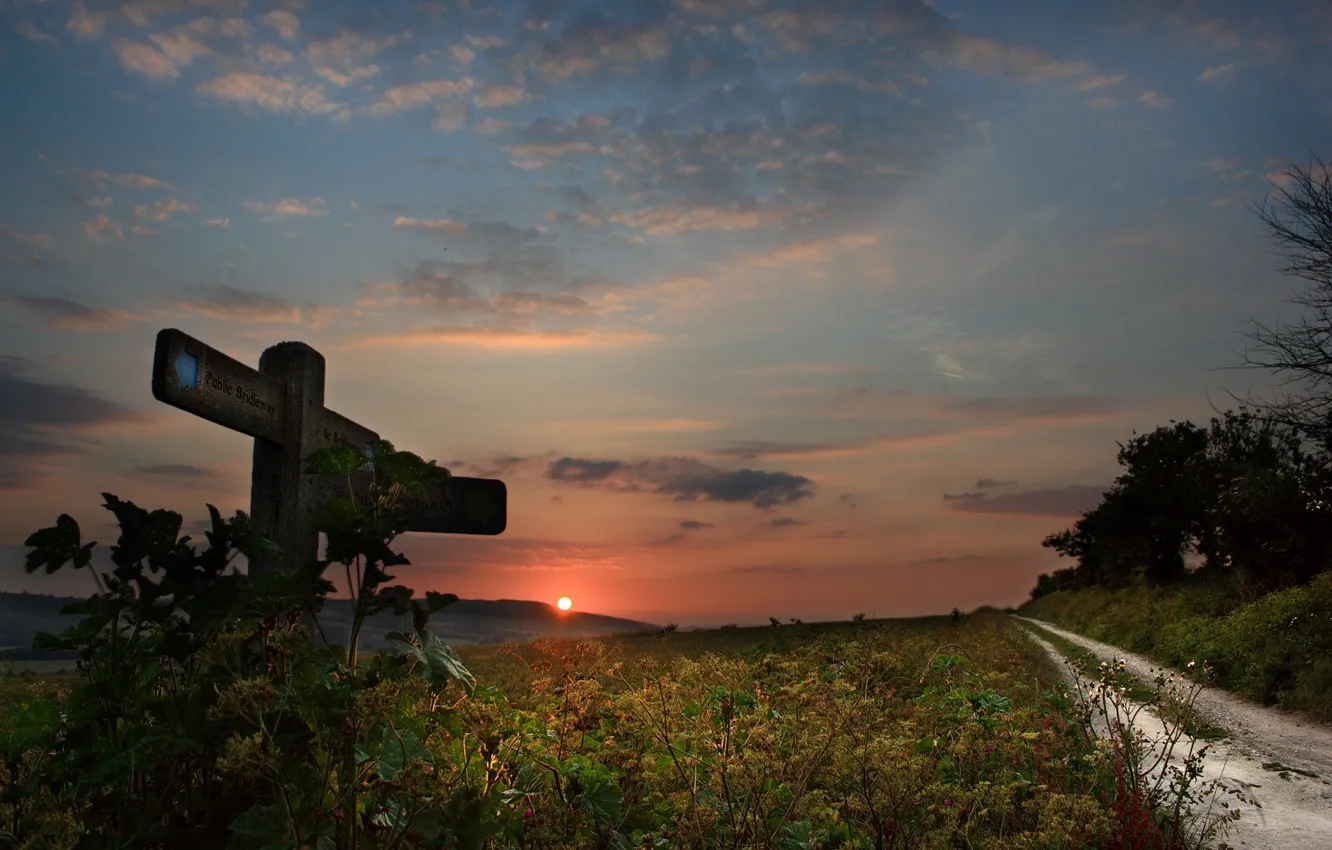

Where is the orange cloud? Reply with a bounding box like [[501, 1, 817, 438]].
[[393, 216, 468, 235], [198, 73, 342, 116], [367, 78, 474, 116], [476, 85, 526, 107], [244, 197, 330, 217], [133, 197, 194, 222], [610, 204, 788, 236], [344, 325, 661, 351], [172, 285, 339, 327], [0, 296, 145, 331], [83, 215, 123, 243], [112, 38, 179, 80], [261, 10, 300, 41]]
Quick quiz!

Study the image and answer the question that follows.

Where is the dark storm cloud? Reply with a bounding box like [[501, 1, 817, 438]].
[[0, 356, 144, 490], [545, 455, 815, 509], [942, 485, 1108, 517]]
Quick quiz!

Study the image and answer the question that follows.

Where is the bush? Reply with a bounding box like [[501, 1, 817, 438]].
[[1021, 571, 1332, 721]]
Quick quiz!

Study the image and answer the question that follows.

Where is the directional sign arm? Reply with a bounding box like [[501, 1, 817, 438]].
[[318, 475, 507, 536], [152, 328, 286, 444]]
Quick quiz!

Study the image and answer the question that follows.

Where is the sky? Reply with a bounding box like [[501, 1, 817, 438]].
[[0, 0, 1329, 627]]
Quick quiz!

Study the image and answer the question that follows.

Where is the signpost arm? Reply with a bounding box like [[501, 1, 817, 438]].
[[250, 342, 326, 578]]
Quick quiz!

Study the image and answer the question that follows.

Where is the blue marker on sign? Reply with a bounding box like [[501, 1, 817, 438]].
[[175, 351, 199, 390]]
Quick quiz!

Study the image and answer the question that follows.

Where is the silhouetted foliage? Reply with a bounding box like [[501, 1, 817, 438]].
[[1035, 411, 1332, 598]]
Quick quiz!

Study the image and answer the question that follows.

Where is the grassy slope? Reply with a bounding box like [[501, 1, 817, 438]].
[[1018, 571, 1332, 723]]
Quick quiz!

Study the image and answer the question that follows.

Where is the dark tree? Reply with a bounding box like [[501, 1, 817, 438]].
[[1234, 155, 1332, 446]]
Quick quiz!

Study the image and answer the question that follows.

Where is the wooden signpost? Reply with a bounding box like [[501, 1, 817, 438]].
[[151, 328, 506, 577]]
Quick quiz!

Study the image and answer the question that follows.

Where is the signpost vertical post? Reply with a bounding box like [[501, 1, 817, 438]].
[[250, 342, 329, 578]]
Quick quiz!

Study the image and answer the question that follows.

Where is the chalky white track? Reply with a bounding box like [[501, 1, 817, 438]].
[[1015, 617, 1332, 849]]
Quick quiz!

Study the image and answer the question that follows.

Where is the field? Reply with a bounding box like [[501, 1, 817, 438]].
[[0, 612, 1238, 848]]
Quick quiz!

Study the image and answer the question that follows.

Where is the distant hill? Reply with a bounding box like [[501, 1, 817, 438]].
[[0, 592, 659, 658]]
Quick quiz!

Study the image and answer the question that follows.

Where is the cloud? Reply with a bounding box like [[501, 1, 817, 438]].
[[0, 356, 146, 490], [524, 13, 673, 82], [546, 455, 815, 509], [974, 477, 1017, 490], [59, 168, 175, 193], [203, 217, 230, 228], [197, 73, 342, 116], [1139, 89, 1173, 109], [15, 22, 57, 44], [261, 10, 300, 41], [941, 395, 1120, 422], [393, 216, 468, 235], [942, 485, 1108, 517], [244, 197, 329, 217], [346, 326, 657, 351], [115, 173, 176, 191], [473, 117, 510, 135], [609, 203, 790, 236], [680, 520, 713, 530], [769, 516, 807, 528], [0, 223, 54, 251], [171, 284, 338, 327], [304, 29, 402, 88], [66, 3, 108, 41], [367, 78, 473, 116], [1197, 64, 1235, 83], [1077, 74, 1126, 91], [83, 215, 123, 243], [799, 70, 901, 94], [112, 39, 180, 80], [0, 296, 144, 331], [129, 463, 224, 488], [132, 197, 193, 222], [476, 85, 526, 108], [938, 35, 1090, 83]]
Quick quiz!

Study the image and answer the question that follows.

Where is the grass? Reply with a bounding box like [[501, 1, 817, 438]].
[[0, 660, 78, 677], [1019, 570, 1332, 724], [1015, 620, 1229, 743]]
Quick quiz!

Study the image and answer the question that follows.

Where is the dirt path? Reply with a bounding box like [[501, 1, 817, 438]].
[[1013, 617, 1332, 850]]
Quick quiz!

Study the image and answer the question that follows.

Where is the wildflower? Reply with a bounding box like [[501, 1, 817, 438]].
[[1187, 661, 1196, 669], [944, 798, 952, 807], [524, 808, 534, 820]]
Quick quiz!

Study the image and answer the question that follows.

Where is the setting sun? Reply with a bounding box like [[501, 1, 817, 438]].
[[557, 597, 573, 611]]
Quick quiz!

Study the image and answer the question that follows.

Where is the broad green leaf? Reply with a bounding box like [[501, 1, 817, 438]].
[[378, 726, 433, 781], [304, 445, 368, 477], [227, 803, 292, 850]]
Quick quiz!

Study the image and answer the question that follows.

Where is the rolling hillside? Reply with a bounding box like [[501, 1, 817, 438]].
[[0, 592, 659, 657]]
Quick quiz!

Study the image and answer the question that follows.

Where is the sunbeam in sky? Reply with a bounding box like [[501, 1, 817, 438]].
[[0, 0, 1329, 625]]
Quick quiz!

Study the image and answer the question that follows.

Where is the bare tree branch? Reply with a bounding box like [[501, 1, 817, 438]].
[[1223, 154, 1332, 443]]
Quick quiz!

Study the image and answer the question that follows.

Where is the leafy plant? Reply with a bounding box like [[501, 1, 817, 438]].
[[2, 441, 502, 849]]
